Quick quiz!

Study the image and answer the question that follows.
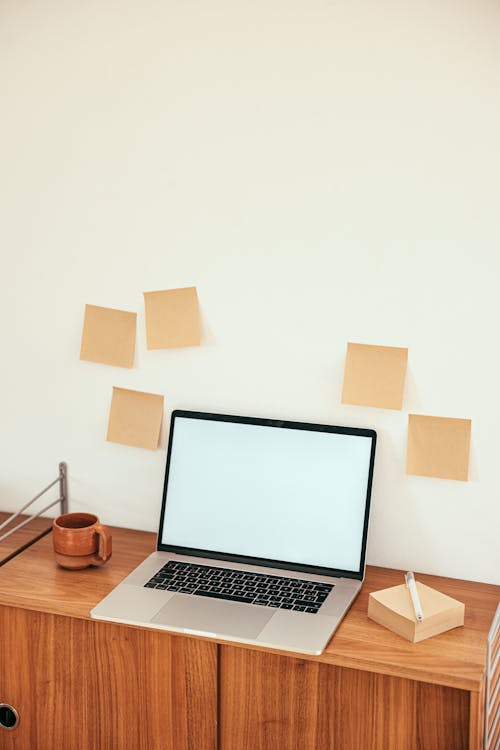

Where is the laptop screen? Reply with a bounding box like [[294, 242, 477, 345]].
[[158, 411, 376, 579]]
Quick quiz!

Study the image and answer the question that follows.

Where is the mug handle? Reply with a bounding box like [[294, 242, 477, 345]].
[[91, 524, 112, 566]]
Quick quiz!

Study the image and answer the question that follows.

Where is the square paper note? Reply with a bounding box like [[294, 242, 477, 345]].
[[143, 287, 200, 349], [80, 304, 136, 368], [106, 387, 164, 450], [341, 342, 408, 410], [406, 414, 471, 481]]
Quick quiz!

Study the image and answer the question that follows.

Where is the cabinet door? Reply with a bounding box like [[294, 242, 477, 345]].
[[0, 606, 217, 750], [219, 646, 470, 750]]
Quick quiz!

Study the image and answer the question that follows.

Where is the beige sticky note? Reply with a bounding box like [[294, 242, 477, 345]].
[[80, 304, 136, 368], [106, 387, 164, 450], [406, 414, 472, 481], [341, 342, 408, 410], [143, 287, 200, 349]]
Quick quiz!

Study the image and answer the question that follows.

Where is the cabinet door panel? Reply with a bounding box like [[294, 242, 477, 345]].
[[0, 606, 217, 750], [219, 646, 470, 750]]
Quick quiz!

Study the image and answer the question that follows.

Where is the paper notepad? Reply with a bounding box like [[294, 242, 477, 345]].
[[341, 342, 408, 410], [406, 414, 471, 481], [106, 387, 164, 450], [80, 304, 136, 368], [368, 582, 464, 643], [143, 287, 200, 349]]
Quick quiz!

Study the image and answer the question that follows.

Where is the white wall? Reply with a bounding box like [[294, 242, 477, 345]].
[[1, 0, 499, 584]]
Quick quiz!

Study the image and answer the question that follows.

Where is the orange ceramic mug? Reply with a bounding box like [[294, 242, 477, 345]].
[[52, 513, 112, 570]]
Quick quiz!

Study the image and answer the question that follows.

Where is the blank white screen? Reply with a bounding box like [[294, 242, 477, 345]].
[[161, 417, 373, 572]]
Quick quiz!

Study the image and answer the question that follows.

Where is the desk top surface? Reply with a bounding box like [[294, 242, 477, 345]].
[[0, 511, 52, 565], [0, 522, 498, 692]]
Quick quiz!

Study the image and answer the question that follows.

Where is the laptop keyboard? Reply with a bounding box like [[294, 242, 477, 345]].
[[144, 560, 334, 614]]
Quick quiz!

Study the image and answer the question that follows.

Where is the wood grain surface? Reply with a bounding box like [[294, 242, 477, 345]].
[[0, 522, 498, 750], [0, 523, 498, 693], [0, 605, 217, 750], [219, 646, 470, 750], [0, 523, 156, 617], [0, 511, 52, 565]]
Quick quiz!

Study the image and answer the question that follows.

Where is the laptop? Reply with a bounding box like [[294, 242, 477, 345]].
[[91, 410, 377, 655]]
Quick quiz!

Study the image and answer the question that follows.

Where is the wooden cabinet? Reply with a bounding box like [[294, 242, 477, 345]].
[[0, 525, 217, 750], [0, 523, 498, 750], [219, 647, 471, 750], [0, 607, 217, 750]]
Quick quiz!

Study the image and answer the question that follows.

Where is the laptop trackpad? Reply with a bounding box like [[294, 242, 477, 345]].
[[151, 594, 273, 639]]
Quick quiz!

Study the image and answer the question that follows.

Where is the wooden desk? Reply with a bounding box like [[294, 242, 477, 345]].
[[0, 511, 52, 565], [0, 525, 498, 750]]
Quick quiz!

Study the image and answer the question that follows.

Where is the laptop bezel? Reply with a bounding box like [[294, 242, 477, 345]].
[[156, 410, 376, 581]]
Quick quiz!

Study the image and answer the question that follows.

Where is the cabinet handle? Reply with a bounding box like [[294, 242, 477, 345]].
[[0, 704, 19, 730]]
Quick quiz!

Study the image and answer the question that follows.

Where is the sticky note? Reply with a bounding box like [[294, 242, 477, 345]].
[[406, 414, 472, 481], [106, 387, 164, 450], [341, 342, 408, 410], [143, 287, 200, 349], [80, 304, 136, 368]]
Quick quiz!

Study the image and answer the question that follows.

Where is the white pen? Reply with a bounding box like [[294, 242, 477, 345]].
[[405, 571, 424, 622]]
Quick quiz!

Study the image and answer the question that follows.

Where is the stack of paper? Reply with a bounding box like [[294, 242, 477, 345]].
[[368, 582, 465, 643]]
